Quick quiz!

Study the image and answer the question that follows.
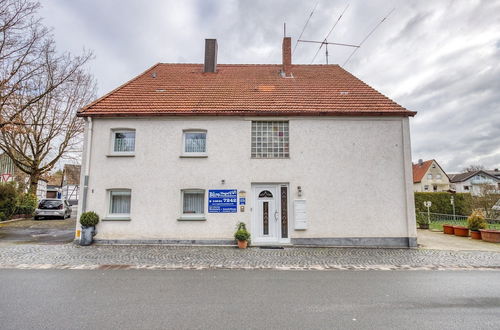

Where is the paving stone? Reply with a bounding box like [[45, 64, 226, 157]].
[[0, 243, 499, 270]]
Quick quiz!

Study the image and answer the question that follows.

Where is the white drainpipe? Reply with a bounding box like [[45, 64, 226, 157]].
[[81, 117, 93, 213]]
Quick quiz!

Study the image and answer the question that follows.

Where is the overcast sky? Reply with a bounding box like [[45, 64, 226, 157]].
[[39, 0, 499, 173]]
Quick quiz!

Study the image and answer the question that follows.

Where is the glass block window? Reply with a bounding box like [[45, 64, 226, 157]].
[[183, 131, 207, 154], [182, 190, 205, 215], [109, 189, 131, 215], [251, 121, 289, 158], [113, 130, 135, 153]]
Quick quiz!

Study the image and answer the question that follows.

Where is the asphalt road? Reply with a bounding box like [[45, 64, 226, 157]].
[[1, 270, 499, 330]]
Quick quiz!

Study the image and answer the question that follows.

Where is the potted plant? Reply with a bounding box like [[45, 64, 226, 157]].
[[467, 209, 487, 240], [453, 225, 469, 237], [443, 224, 454, 235], [479, 229, 500, 243], [416, 213, 430, 229], [234, 222, 250, 249], [79, 211, 99, 246]]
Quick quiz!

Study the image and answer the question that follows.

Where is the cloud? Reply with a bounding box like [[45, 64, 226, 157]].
[[38, 0, 500, 172]]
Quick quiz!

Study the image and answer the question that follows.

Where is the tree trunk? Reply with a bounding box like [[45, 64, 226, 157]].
[[28, 172, 40, 196]]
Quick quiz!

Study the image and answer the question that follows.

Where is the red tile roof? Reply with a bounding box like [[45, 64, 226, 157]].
[[78, 63, 415, 117], [413, 160, 434, 183]]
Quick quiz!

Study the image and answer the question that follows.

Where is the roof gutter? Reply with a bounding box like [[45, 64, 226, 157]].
[[77, 110, 417, 118]]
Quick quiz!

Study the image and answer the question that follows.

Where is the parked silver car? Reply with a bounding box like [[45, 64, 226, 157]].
[[34, 199, 72, 220]]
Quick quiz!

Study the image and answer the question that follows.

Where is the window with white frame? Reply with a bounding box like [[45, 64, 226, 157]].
[[427, 174, 432, 179], [181, 189, 205, 218], [251, 121, 289, 158], [424, 185, 429, 191], [182, 130, 207, 156], [436, 174, 442, 179], [112, 129, 135, 153], [108, 189, 131, 217]]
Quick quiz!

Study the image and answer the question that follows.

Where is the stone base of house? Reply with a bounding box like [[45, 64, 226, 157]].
[[87, 237, 417, 248], [291, 237, 417, 248]]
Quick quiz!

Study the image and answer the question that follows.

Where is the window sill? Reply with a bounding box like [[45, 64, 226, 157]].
[[177, 216, 207, 221], [179, 155, 208, 158], [106, 154, 135, 157], [102, 217, 131, 221]]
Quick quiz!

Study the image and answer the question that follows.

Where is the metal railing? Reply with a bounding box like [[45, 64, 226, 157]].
[[418, 212, 500, 230]]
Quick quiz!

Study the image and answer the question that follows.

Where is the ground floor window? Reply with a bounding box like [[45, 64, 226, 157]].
[[181, 189, 205, 218], [108, 189, 131, 217]]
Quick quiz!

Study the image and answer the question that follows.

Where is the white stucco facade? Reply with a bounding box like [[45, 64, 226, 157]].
[[77, 116, 417, 247]]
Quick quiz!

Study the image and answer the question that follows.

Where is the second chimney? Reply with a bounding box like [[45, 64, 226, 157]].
[[204, 39, 218, 73], [282, 37, 292, 77]]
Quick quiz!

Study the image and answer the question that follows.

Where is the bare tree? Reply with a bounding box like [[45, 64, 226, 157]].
[[462, 164, 485, 173], [0, 67, 96, 193], [0, 0, 92, 128]]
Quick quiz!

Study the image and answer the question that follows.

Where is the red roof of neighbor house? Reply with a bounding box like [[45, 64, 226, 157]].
[[78, 63, 415, 117], [413, 160, 434, 183]]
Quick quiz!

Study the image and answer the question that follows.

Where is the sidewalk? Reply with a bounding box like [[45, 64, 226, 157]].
[[0, 243, 499, 271], [418, 229, 500, 252]]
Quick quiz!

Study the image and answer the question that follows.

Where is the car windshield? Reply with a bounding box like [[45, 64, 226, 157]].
[[38, 200, 63, 210]]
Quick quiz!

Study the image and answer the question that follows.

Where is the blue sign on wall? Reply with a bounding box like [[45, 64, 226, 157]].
[[208, 190, 238, 213], [239, 198, 246, 205]]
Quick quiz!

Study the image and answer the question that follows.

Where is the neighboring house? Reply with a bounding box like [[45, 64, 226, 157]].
[[486, 169, 500, 180], [449, 170, 500, 196], [46, 172, 62, 199], [412, 159, 450, 192], [62, 164, 81, 205], [0, 153, 46, 199], [76, 37, 417, 247]]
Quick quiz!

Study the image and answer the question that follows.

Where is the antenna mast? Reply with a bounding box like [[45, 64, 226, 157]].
[[297, 3, 356, 64]]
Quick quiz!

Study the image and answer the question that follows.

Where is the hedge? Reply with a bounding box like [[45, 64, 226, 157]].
[[414, 192, 473, 215]]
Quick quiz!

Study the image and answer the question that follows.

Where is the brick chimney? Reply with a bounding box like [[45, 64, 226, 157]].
[[204, 39, 217, 73], [281, 37, 292, 77]]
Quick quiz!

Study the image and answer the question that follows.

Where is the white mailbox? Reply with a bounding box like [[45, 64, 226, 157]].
[[294, 199, 307, 230]]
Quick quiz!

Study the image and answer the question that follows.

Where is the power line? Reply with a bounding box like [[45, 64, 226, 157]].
[[342, 8, 395, 67], [293, 0, 320, 55], [311, 3, 350, 64]]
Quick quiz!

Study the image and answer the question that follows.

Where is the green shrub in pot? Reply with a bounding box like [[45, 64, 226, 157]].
[[467, 209, 487, 231], [80, 211, 100, 227]]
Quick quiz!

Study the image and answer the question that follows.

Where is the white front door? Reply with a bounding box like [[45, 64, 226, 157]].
[[252, 184, 289, 244]]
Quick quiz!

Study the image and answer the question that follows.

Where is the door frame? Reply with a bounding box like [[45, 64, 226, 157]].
[[251, 183, 290, 245]]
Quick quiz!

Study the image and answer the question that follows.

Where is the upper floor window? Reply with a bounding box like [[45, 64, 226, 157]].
[[427, 174, 432, 179], [251, 121, 289, 158], [436, 174, 442, 179], [182, 130, 207, 156], [112, 129, 135, 154]]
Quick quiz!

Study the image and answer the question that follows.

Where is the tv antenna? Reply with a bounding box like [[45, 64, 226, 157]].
[[296, 3, 358, 64], [342, 8, 395, 67]]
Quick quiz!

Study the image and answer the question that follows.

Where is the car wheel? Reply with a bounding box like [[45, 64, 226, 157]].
[[34, 216, 39, 220]]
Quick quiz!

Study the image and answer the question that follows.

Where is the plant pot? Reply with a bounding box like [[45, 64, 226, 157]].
[[443, 224, 454, 235], [479, 229, 500, 243], [79, 226, 95, 246], [419, 224, 429, 229], [470, 230, 482, 240], [453, 226, 469, 237], [237, 240, 248, 249]]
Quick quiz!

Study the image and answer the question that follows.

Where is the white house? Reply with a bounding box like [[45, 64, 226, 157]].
[[412, 159, 450, 192], [62, 164, 81, 205], [76, 38, 417, 247], [449, 170, 500, 196]]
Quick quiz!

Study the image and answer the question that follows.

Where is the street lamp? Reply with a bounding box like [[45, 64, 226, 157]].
[[450, 196, 456, 221], [424, 201, 432, 224]]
